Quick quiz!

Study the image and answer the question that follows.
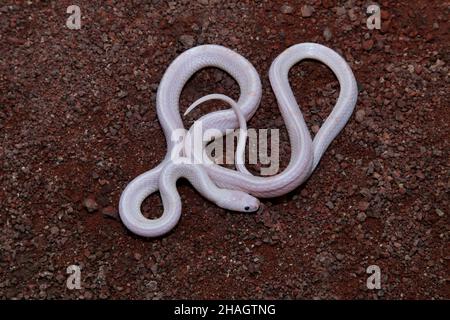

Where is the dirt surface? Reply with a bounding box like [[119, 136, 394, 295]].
[[0, 0, 449, 299]]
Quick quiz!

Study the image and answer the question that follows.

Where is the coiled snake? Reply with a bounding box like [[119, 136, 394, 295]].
[[119, 43, 358, 237]]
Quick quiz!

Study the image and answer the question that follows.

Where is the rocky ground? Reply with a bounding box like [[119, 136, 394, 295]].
[[0, 0, 448, 299]]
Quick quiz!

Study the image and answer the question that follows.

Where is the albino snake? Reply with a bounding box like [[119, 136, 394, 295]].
[[119, 43, 358, 237]]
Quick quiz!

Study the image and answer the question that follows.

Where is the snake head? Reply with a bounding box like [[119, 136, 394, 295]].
[[215, 190, 260, 213]]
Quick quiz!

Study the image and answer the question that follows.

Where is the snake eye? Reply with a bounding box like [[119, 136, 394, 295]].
[[244, 206, 250, 211]]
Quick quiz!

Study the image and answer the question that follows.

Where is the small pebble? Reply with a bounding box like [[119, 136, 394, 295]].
[[301, 5, 314, 17], [357, 212, 367, 222], [355, 109, 366, 123], [179, 35, 195, 47], [83, 197, 98, 213], [323, 27, 332, 41], [280, 4, 294, 14]]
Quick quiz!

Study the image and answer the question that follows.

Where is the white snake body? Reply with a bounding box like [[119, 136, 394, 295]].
[[119, 43, 358, 237]]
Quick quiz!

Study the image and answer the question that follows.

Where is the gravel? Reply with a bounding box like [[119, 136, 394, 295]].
[[0, 0, 448, 300], [83, 197, 99, 213], [435, 209, 445, 217], [179, 34, 196, 48], [362, 39, 374, 51], [357, 212, 367, 222], [280, 4, 294, 14], [355, 109, 366, 123], [101, 206, 119, 220], [301, 5, 314, 18]]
